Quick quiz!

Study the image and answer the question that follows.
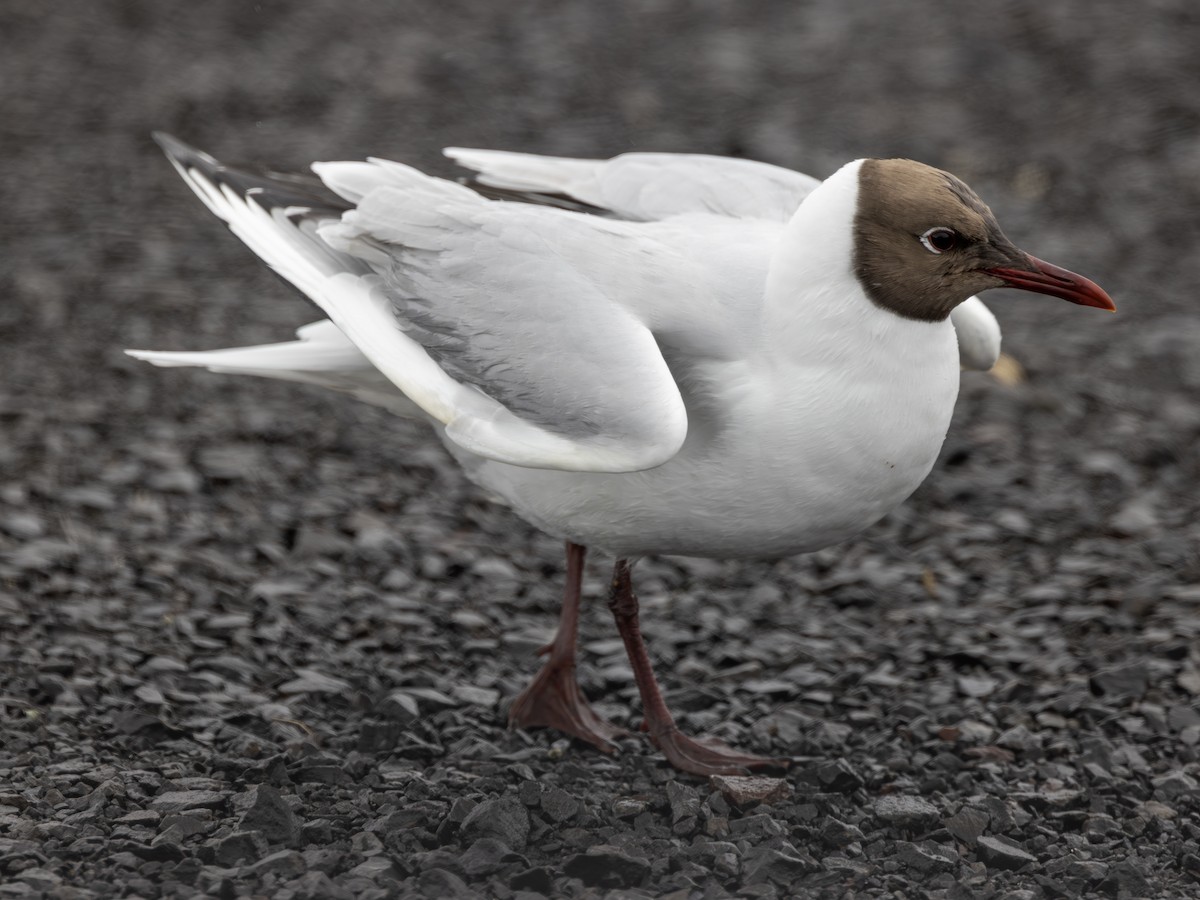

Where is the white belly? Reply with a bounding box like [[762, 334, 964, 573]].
[[454, 319, 961, 559]]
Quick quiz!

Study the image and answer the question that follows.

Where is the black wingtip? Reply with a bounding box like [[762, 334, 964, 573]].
[[151, 132, 220, 171], [462, 177, 613, 216], [150, 132, 350, 216]]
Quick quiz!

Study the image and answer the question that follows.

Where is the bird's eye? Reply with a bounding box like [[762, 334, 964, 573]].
[[920, 227, 959, 254]]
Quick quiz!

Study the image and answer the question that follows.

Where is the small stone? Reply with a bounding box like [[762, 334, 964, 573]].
[[896, 841, 957, 874], [612, 798, 648, 818], [510, 866, 555, 893], [470, 557, 518, 580], [945, 806, 990, 843], [564, 845, 651, 888], [956, 720, 997, 742], [378, 691, 420, 723], [148, 467, 201, 494], [820, 818, 865, 849], [996, 724, 1042, 754], [815, 759, 864, 792], [976, 835, 1037, 871], [14, 869, 60, 891], [159, 814, 208, 838], [957, 675, 998, 698], [460, 797, 530, 851], [300, 819, 333, 845], [1168, 705, 1200, 731], [249, 849, 306, 878], [1090, 662, 1149, 699], [459, 837, 514, 877], [350, 831, 384, 856], [729, 813, 787, 837], [125, 839, 183, 862], [348, 857, 401, 883], [451, 608, 491, 630], [540, 787, 579, 823], [417, 868, 474, 899], [1110, 500, 1159, 536], [1152, 771, 1198, 799], [151, 790, 226, 812], [286, 871, 352, 900], [517, 780, 542, 807], [1064, 860, 1109, 883], [0, 513, 44, 539], [743, 842, 820, 885], [1138, 800, 1177, 819], [115, 810, 161, 826], [874, 795, 940, 830], [277, 669, 352, 695], [1101, 860, 1153, 897], [666, 782, 701, 823], [1085, 814, 1123, 839], [709, 775, 792, 807], [450, 684, 500, 707], [446, 796, 477, 825], [995, 509, 1032, 534], [238, 784, 298, 845], [212, 831, 268, 866], [400, 686, 458, 708], [291, 764, 350, 785]]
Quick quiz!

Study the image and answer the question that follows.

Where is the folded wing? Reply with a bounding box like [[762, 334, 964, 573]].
[[135, 136, 688, 473], [445, 148, 821, 222]]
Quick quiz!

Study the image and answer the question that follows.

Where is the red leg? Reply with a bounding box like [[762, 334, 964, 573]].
[[508, 541, 629, 752], [606, 559, 793, 776]]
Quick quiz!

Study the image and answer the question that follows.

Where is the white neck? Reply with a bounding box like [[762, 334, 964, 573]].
[[761, 159, 868, 353], [760, 158, 956, 373]]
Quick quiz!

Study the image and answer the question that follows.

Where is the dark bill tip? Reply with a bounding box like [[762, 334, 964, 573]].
[[984, 255, 1116, 312]]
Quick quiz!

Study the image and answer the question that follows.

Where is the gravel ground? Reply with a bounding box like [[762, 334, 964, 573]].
[[3, 2, 1200, 898]]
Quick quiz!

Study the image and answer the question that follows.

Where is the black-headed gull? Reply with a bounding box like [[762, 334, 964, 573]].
[[130, 135, 1114, 775]]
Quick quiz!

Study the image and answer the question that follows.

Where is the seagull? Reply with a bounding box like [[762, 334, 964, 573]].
[[130, 135, 1115, 776]]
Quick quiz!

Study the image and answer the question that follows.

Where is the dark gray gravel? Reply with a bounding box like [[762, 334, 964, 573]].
[[3, 2, 1200, 898]]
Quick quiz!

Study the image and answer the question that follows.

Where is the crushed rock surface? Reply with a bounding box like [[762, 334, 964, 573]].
[[2, 1, 1199, 897]]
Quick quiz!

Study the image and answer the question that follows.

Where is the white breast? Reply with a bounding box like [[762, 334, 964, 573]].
[[455, 306, 961, 559]]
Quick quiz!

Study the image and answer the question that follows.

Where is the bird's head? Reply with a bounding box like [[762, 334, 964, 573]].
[[853, 158, 1115, 322]]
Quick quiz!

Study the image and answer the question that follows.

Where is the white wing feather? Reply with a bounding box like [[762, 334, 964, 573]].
[[949, 297, 1002, 371], [127, 320, 422, 416], [132, 142, 688, 473], [445, 148, 821, 222], [316, 187, 691, 471]]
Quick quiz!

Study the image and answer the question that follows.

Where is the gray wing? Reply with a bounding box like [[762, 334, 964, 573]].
[[128, 320, 423, 417], [445, 148, 821, 222], [314, 161, 691, 472], [141, 138, 688, 473]]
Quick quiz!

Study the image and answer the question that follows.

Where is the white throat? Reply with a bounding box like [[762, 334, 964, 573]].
[[761, 160, 869, 350]]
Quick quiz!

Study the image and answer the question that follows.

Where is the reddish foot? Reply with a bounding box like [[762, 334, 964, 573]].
[[646, 724, 793, 777], [606, 557, 793, 777], [509, 659, 629, 753]]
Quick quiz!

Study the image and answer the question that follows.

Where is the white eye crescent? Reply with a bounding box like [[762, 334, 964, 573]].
[[921, 227, 959, 254]]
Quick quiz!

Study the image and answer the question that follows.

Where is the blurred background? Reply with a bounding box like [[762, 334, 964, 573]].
[[4, 2, 1198, 434], [4, 0, 1196, 600], [2, 1, 1199, 895]]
